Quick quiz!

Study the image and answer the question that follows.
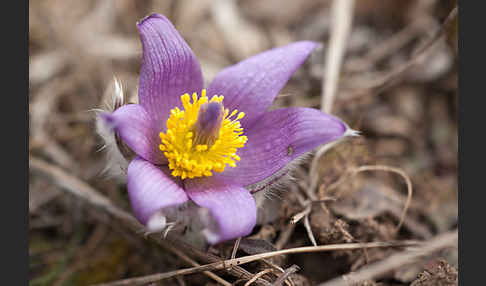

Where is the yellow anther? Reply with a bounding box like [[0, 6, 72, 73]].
[[196, 145, 208, 152], [159, 89, 247, 179]]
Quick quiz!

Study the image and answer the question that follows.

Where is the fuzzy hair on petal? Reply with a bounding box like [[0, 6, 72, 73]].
[[144, 201, 220, 249], [95, 112, 130, 181], [249, 151, 311, 226], [248, 122, 359, 196], [250, 127, 360, 225], [94, 77, 131, 181], [247, 151, 311, 195]]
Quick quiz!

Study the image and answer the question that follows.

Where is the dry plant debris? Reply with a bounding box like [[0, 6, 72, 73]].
[[29, 0, 458, 285]]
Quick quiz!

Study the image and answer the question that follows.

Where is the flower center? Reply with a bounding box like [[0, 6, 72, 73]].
[[159, 89, 247, 179]]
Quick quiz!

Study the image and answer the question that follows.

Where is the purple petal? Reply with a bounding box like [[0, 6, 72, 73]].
[[184, 178, 257, 244], [127, 157, 188, 225], [207, 41, 318, 129], [215, 107, 349, 188], [137, 13, 203, 129], [101, 104, 166, 164]]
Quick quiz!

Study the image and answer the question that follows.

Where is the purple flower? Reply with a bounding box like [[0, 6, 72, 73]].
[[100, 14, 353, 245]]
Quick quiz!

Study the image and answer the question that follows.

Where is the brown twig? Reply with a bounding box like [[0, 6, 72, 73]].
[[90, 240, 419, 286], [229, 236, 242, 272], [317, 230, 458, 286], [345, 5, 458, 100], [303, 214, 318, 246], [169, 237, 271, 285], [310, 0, 356, 194], [321, 0, 356, 114], [232, 237, 242, 260], [272, 265, 300, 286], [291, 181, 319, 246], [344, 24, 422, 73], [290, 204, 311, 225], [244, 269, 273, 286], [260, 260, 294, 286]]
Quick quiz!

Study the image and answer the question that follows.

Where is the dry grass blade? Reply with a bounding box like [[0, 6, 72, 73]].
[[317, 230, 458, 286], [232, 237, 242, 260], [290, 203, 317, 245], [244, 269, 273, 286], [308, 0, 357, 195], [303, 214, 318, 246], [272, 265, 300, 286], [260, 260, 294, 286], [90, 240, 420, 286], [321, 0, 356, 114], [355, 165, 412, 232], [290, 204, 311, 224], [328, 165, 413, 232]]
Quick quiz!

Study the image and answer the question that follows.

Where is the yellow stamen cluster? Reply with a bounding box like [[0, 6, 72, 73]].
[[159, 89, 247, 179]]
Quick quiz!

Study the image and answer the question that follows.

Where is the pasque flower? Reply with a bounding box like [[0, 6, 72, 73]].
[[100, 14, 353, 244]]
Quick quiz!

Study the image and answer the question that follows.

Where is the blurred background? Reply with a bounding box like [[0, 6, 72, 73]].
[[29, 0, 458, 285]]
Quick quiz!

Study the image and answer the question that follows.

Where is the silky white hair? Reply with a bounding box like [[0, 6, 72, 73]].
[[94, 77, 131, 182]]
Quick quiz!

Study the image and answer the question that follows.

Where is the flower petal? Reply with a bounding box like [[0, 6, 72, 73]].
[[100, 104, 166, 164], [127, 157, 188, 225], [137, 13, 204, 129], [184, 178, 257, 244], [207, 41, 318, 128], [215, 107, 349, 188]]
